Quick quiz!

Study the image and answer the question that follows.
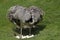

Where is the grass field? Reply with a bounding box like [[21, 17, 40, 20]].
[[0, 0, 60, 40]]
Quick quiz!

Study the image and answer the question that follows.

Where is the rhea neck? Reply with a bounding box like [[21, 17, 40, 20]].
[[29, 12, 35, 24]]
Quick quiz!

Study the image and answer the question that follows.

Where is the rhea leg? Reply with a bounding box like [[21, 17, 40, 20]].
[[20, 27, 22, 39], [29, 27, 31, 35], [20, 22, 22, 38]]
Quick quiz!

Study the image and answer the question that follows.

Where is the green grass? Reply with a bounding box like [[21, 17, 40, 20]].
[[0, 0, 60, 40]]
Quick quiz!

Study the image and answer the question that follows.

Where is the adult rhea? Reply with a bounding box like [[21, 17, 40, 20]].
[[7, 5, 44, 39]]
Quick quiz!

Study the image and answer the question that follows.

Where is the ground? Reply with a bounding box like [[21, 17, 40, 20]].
[[0, 0, 60, 40]]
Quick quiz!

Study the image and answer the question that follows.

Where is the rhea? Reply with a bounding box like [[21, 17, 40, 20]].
[[7, 5, 44, 39]]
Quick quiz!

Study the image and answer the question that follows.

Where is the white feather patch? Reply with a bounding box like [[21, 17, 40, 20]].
[[15, 35, 34, 39]]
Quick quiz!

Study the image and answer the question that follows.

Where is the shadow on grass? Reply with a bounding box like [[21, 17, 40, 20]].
[[31, 24, 46, 35], [13, 24, 46, 36]]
